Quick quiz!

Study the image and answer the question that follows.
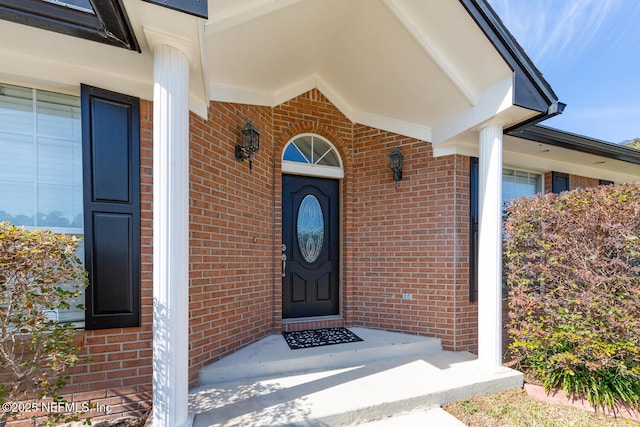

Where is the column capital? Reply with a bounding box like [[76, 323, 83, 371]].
[[478, 116, 510, 132], [144, 26, 193, 64]]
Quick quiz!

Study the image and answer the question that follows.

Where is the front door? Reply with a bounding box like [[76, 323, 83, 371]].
[[282, 174, 339, 318]]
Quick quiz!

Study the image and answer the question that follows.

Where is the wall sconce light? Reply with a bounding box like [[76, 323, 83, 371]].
[[389, 147, 403, 188], [236, 121, 260, 172]]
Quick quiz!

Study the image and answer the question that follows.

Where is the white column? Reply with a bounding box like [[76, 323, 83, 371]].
[[477, 121, 504, 371], [146, 29, 193, 427]]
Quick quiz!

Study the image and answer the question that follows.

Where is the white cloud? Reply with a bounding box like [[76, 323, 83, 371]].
[[489, 0, 640, 143], [488, 0, 620, 67]]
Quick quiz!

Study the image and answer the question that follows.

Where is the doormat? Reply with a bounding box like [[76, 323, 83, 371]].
[[282, 327, 363, 350]]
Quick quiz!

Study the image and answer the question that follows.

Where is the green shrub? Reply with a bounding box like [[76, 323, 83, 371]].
[[0, 222, 88, 425], [504, 182, 640, 412]]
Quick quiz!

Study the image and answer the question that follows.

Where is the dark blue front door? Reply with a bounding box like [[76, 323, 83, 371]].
[[282, 175, 339, 318]]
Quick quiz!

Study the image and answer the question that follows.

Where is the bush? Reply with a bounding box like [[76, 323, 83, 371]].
[[0, 222, 88, 425], [504, 182, 640, 411]]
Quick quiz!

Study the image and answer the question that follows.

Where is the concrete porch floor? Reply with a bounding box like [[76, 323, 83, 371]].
[[189, 327, 522, 426]]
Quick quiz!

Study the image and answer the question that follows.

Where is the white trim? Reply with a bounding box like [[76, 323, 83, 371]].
[[209, 81, 274, 106], [352, 109, 433, 143], [273, 75, 319, 107], [432, 76, 513, 146], [210, 75, 435, 143], [196, 19, 209, 119], [282, 162, 344, 179], [502, 164, 546, 175]]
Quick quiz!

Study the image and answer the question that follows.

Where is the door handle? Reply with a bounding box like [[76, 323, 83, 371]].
[[281, 243, 287, 277], [281, 253, 287, 277]]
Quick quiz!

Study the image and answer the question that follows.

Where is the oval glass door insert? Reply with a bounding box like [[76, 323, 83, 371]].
[[297, 195, 324, 262]]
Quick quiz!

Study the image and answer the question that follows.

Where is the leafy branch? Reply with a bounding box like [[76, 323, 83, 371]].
[[0, 222, 88, 425]]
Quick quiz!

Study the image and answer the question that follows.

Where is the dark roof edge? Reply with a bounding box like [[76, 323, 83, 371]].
[[504, 101, 566, 134], [510, 125, 640, 165], [459, 0, 560, 116], [460, 1, 640, 166]]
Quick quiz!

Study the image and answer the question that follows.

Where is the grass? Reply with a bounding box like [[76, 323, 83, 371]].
[[444, 388, 640, 427]]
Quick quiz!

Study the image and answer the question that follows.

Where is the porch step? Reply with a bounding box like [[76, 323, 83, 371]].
[[198, 327, 443, 385], [190, 328, 523, 426]]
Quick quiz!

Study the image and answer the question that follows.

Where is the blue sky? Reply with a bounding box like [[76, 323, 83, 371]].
[[488, 0, 640, 144]]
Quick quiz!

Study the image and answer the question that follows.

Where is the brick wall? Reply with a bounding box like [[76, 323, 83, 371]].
[[187, 102, 275, 385], [350, 126, 475, 351]]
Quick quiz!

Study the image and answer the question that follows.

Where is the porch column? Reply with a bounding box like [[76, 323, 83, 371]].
[[145, 28, 193, 427], [477, 121, 504, 371]]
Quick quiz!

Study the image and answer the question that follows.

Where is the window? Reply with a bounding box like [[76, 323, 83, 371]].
[[0, 83, 84, 323], [297, 195, 324, 263], [502, 168, 542, 203], [0, 82, 141, 329], [282, 134, 344, 178], [0, 84, 83, 231]]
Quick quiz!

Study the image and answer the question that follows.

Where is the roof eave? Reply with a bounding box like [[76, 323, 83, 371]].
[[510, 125, 640, 165]]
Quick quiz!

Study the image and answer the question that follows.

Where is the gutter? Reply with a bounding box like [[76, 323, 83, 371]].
[[509, 125, 640, 165], [504, 101, 566, 134]]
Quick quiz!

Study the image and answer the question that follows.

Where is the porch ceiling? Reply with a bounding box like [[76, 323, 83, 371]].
[[0, 0, 544, 145], [204, 0, 518, 142]]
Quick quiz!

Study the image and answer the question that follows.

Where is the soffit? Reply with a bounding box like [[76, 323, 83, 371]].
[[0, 0, 521, 141], [205, 0, 513, 139], [503, 134, 640, 184]]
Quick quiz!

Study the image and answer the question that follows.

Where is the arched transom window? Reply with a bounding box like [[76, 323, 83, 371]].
[[282, 134, 344, 178]]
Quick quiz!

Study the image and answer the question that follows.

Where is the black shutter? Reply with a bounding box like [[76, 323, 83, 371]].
[[81, 85, 140, 329], [600, 179, 614, 186], [469, 157, 479, 302], [551, 172, 570, 193]]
